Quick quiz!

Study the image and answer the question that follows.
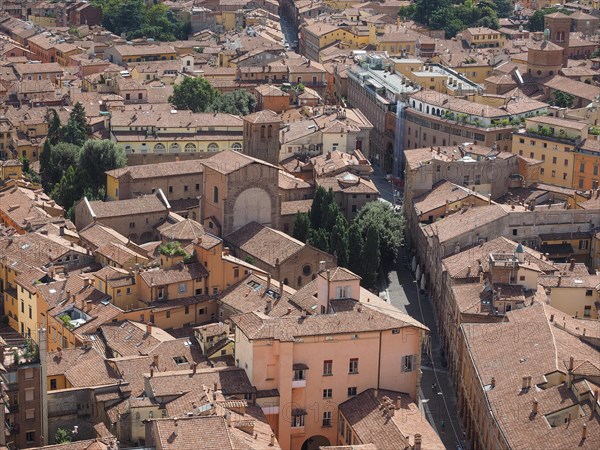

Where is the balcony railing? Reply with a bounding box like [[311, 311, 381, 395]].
[[291, 379, 306, 388]]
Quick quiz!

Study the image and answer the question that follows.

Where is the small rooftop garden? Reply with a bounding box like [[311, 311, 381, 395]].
[[158, 241, 188, 257]]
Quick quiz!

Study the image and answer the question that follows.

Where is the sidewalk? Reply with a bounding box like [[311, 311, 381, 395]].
[[380, 247, 465, 449]]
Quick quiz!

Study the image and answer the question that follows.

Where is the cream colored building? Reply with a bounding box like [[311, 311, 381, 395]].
[[109, 109, 244, 155], [232, 267, 428, 450], [540, 262, 600, 319]]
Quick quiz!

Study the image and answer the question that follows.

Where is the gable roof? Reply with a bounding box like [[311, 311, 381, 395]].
[[225, 222, 305, 267]]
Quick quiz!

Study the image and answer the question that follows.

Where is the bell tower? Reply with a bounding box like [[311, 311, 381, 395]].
[[544, 12, 572, 65], [242, 110, 281, 165]]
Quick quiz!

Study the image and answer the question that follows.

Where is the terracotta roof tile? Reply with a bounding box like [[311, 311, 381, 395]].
[[225, 222, 304, 267], [339, 389, 445, 450], [47, 347, 120, 388], [232, 297, 426, 342], [461, 303, 600, 449]]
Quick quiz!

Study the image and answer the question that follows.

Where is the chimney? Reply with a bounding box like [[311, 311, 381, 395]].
[[532, 399, 538, 415], [192, 362, 198, 374], [174, 417, 178, 436], [265, 299, 272, 314], [557, 275, 562, 286], [414, 434, 422, 450], [227, 412, 232, 427], [396, 396, 402, 409], [213, 381, 218, 391], [594, 390, 599, 413], [153, 354, 159, 369], [266, 273, 271, 290], [59, 225, 65, 236], [150, 367, 154, 377], [270, 434, 275, 446], [387, 404, 395, 417], [550, 314, 554, 322], [319, 260, 326, 272], [569, 258, 575, 271], [569, 356, 574, 371], [279, 279, 284, 296], [522, 376, 528, 390], [491, 377, 496, 389], [374, 389, 378, 398], [147, 322, 153, 336], [224, 247, 230, 256], [582, 424, 587, 440]]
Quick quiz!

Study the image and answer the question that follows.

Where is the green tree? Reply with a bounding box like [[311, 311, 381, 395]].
[[293, 212, 311, 242], [62, 102, 89, 146], [310, 186, 326, 229], [347, 223, 364, 276], [360, 224, 380, 289], [550, 91, 574, 108], [322, 202, 341, 232], [309, 228, 330, 253], [329, 214, 349, 267], [158, 241, 187, 257], [40, 142, 82, 193], [492, 0, 513, 18], [19, 156, 30, 174], [39, 140, 53, 191], [78, 140, 126, 197], [413, 0, 449, 27], [46, 108, 61, 145], [54, 428, 72, 445], [93, 0, 189, 41], [169, 77, 220, 113], [355, 201, 404, 272], [397, 4, 416, 21], [211, 90, 257, 115], [319, 188, 335, 229], [102, 0, 147, 37], [51, 166, 82, 211]]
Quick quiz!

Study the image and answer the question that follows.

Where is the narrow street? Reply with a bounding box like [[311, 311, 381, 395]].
[[372, 165, 464, 449], [279, 2, 299, 49]]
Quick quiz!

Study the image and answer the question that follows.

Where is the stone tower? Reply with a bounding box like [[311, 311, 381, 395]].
[[544, 12, 571, 65], [242, 109, 281, 165]]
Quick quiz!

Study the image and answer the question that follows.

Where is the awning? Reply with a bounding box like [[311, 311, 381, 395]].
[[292, 363, 309, 370]]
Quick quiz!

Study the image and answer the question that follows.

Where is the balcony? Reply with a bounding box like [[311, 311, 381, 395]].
[[292, 363, 308, 388], [292, 379, 306, 388]]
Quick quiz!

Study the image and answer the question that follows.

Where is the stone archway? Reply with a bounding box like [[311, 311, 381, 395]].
[[232, 187, 272, 231], [301, 435, 330, 450]]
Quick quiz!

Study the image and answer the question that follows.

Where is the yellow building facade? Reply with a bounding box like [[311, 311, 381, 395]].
[[511, 117, 588, 188]]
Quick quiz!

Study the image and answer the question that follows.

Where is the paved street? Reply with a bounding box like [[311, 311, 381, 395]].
[[372, 165, 464, 449]]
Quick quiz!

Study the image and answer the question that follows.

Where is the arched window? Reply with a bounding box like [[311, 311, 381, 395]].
[[184, 143, 196, 152], [124, 145, 132, 153], [261, 125, 266, 138], [169, 143, 180, 153], [213, 186, 219, 203], [231, 142, 242, 151], [207, 143, 219, 152], [154, 143, 165, 152], [267, 125, 273, 138]]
